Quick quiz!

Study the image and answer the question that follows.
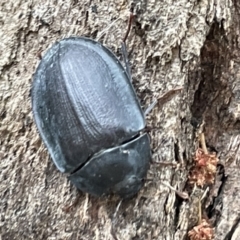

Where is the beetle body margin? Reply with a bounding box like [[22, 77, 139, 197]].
[[32, 37, 151, 198]]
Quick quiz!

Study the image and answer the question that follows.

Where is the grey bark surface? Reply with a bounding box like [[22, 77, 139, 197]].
[[0, 0, 239, 239]]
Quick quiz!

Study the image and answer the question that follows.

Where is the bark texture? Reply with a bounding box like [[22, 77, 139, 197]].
[[1, 0, 240, 239]]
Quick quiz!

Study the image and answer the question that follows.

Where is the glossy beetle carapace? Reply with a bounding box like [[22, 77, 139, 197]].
[[32, 37, 151, 198]]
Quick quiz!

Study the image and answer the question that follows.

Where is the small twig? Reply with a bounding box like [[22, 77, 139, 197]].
[[161, 181, 189, 200], [157, 87, 183, 106], [198, 199, 202, 225], [113, 200, 122, 219], [198, 187, 209, 224], [151, 161, 179, 168], [200, 187, 209, 201], [122, 11, 134, 43], [200, 133, 208, 154], [144, 87, 182, 115], [144, 98, 157, 116]]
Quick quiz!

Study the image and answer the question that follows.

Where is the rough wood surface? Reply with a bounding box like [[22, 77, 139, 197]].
[[1, 0, 240, 239]]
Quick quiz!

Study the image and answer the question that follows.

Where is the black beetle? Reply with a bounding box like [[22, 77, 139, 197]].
[[32, 37, 151, 198]]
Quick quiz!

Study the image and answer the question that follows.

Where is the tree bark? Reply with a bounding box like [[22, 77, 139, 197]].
[[1, 0, 239, 239]]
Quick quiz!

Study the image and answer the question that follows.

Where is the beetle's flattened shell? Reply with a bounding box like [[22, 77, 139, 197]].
[[68, 133, 151, 198], [32, 37, 145, 173]]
